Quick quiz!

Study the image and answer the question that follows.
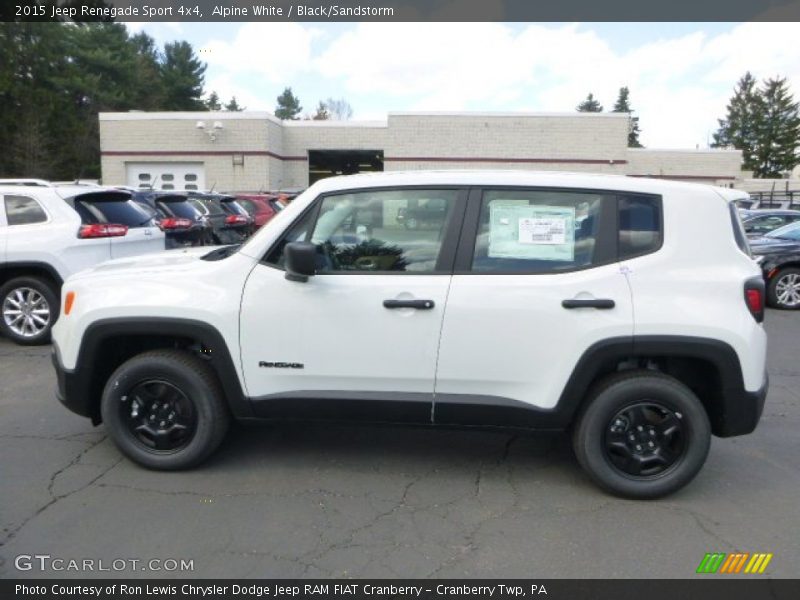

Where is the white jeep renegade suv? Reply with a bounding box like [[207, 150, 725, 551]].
[[51, 171, 768, 498]]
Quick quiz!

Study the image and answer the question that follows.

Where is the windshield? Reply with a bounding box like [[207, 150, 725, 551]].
[[766, 221, 800, 240]]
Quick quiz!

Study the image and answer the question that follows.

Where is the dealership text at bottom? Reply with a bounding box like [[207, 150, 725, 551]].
[[15, 585, 548, 597]]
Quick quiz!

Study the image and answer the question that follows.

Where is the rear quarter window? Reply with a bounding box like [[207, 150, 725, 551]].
[[618, 195, 662, 259], [4, 195, 48, 225]]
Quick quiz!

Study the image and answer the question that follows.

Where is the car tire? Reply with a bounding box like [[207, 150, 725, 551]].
[[767, 267, 800, 309], [101, 349, 230, 470], [573, 370, 711, 499], [0, 276, 59, 346]]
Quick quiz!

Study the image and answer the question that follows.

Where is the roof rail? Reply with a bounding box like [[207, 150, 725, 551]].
[[0, 178, 52, 187]]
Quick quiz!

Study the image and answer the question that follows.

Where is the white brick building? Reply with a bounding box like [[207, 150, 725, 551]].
[[99, 111, 743, 192]]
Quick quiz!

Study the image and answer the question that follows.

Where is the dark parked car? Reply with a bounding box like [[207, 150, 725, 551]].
[[187, 193, 255, 245], [750, 221, 800, 309], [741, 210, 800, 238], [235, 194, 285, 229], [132, 191, 212, 248]]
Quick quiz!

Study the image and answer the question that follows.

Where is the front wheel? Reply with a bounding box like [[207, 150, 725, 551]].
[[767, 268, 800, 309], [101, 350, 230, 470], [573, 371, 711, 499]]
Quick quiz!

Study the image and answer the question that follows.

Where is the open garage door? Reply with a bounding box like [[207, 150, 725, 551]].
[[308, 150, 383, 185], [126, 162, 206, 191]]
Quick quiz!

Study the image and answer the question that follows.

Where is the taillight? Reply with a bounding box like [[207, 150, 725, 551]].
[[78, 223, 128, 238], [744, 277, 765, 323], [225, 214, 248, 225], [159, 218, 193, 230]]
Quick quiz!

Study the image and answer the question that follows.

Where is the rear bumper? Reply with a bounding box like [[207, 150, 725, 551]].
[[52, 345, 96, 422], [716, 372, 768, 437]]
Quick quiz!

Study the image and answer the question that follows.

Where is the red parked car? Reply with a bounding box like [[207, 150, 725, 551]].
[[236, 194, 286, 228]]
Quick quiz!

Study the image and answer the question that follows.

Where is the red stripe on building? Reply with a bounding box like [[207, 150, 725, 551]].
[[101, 150, 307, 161], [384, 157, 627, 165]]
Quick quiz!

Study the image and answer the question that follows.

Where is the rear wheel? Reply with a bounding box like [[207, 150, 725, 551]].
[[767, 268, 800, 309], [0, 276, 58, 346], [573, 371, 711, 499], [101, 350, 230, 470]]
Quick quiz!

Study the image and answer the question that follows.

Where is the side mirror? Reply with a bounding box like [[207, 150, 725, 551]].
[[284, 242, 317, 282]]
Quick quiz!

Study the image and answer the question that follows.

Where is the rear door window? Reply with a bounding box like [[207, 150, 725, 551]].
[[470, 189, 614, 273], [4, 195, 48, 225]]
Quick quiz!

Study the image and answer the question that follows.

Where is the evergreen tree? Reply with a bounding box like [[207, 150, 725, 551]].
[[312, 101, 330, 120], [611, 86, 643, 148], [225, 96, 244, 111], [712, 72, 763, 173], [753, 77, 800, 178], [160, 40, 206, 111], [275, 87, 302, 120], [576, 93, 603, 112], [129, 31, 165, 110], [0, 22, 209, 178], [205, 91, 222, 111]]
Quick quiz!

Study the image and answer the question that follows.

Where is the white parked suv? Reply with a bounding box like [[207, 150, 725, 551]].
[[51, 171, 768, 498], [0, 184, 165, 345]]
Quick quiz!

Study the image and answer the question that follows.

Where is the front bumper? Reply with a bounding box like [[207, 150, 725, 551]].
[[52, 345, 97, 423]]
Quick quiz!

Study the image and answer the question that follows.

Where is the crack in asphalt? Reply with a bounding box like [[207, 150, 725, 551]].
[[0, 436, 119, 548]]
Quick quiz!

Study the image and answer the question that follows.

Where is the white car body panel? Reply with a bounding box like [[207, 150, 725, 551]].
[[52, 248, 251, 375], [240, 264, 450, 398], [436, 264, 633, 409]]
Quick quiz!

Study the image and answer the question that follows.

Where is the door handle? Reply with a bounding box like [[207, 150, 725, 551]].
[[383, 299, 435, 310], [562, 298, 615, 309]]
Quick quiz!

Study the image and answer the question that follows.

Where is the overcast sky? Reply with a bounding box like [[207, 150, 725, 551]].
[[128, 22, 800, 150]]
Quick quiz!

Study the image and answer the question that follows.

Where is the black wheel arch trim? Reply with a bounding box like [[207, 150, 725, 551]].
[[54, 317, 251, 424], [437, 335, 765, 436], [0, 261, 65, 289], [555, 335, 766, 437]]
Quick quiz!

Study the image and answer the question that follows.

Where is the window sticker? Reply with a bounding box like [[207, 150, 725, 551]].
[[488, 204, 576, 261]]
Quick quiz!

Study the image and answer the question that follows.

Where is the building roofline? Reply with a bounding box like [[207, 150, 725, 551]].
[[628, 148, 742, 155], [388, 111, 629, 118], [100, 111, 283, 124], [282, 120, 388, 128]]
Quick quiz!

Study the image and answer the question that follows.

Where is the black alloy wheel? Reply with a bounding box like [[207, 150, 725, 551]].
[[603, 402, 685, 477], [122, 380, 197, 452]]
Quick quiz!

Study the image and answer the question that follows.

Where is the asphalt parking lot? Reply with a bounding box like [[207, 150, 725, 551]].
[[0, 312, 798, 580]]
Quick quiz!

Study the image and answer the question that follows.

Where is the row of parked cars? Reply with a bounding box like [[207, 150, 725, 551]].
[[0, 177, 799, 347], [129, 189, 290, 248], [0, 179, 295, 345], [735, 206, 800, 309]]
